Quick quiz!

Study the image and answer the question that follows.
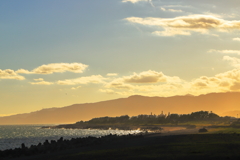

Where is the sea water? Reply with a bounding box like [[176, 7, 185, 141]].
[[0, 125, 141, 151]]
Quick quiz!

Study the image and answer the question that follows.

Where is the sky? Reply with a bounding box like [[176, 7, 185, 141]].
[[1, 0, 240, 116]]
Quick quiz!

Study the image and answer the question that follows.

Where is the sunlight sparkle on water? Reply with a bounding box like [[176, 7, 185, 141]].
[[0, 125, 141, 151]]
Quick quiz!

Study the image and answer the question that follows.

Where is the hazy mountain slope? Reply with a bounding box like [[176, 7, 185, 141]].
[[0, 92, 239, 124]]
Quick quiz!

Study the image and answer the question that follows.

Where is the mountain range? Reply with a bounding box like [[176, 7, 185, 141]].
[[0, 92, 240, 124]]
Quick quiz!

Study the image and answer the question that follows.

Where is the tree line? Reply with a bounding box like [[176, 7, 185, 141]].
[[76, 111, 232, 125]]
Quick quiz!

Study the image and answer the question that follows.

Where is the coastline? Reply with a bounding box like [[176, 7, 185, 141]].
[[5, 127, 240, 160], [4, 127, 240, 160], [2, 127, 198, 160]]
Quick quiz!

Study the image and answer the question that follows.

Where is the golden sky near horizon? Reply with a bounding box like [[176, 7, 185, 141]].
[[1, 0, 240, 116]]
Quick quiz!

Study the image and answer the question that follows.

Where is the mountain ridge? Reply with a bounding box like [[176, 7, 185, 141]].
[[0, 92, 239, 124]]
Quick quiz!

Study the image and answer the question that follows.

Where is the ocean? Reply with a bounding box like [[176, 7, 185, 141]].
[[0, 125, 141, 151]]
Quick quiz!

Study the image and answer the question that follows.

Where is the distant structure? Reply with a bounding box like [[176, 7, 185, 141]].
[[199, 127, 208, 133]]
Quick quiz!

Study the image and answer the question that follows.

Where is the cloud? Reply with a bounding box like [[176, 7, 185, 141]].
[[16, 69, 32, 74], [122, 0, 154, 7], [161, 5, 191, 8], [57, 75, 106, 85], [71, 86, 81, 90], [99, 89, 116, 94], [125, 15, 240, 36], [161, 7, 183, 13], [223, 56, 240, 68], [107, 73, 118, 76], [216, 69, 240, 81], [122, 0, 148, 3], [123, 70, 182, 84], [104, 81, 186, 97], [0, 69, 25, 80], [209, 49, 240, 55], [215, 69, 240, 91], [192, 81, 208, 88], [168, 9, 183, 13], [34, 78, 44, 81], [30, 81, 54, 85], [104, 70, 183, 93], [191, 76, 214, 89], [122, 70, 167, 83], [153, 29, 191, 36], [16, 63, 88, 74], [100, 69, 240, 97], [30, 78, 54, 85], [189, 69, 240, 93], [233, 37, 240, 41], [230, 82, 240, 91], [105, 79, 134, 90]]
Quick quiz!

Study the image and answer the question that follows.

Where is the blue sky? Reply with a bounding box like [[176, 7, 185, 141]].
[[1, 0, 240, 116]]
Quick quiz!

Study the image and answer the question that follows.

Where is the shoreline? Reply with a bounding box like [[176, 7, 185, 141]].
[[1, 127, 199, 160], [3, 127, 240, 159]]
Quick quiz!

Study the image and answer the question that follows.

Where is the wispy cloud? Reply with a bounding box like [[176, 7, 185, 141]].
[[16, 63, 88, 75], [161, 7, 183, 13], [99, 89, 116, 94], [161, 5, 192, 8], [153, 29, 191, 36], [122, 0, 148, 3], [233, 37, 240, 42], [125, 15, 240, 36], [30, 78, 54, 85], [223, 56, 240, 68], [122, 0, 155, 7], [30, 81, 54, 85], [71, 86, 82, 90], [57, 75, 106, 85], [34, 78, 44, 81], [208, 49, 240, 55], [107, 73, 118, 76]]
